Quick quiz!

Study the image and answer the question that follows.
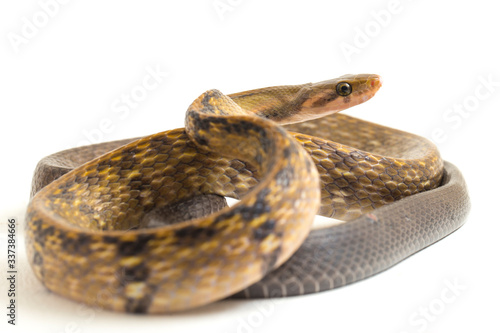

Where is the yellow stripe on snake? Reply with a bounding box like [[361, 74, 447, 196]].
[[26, 74, 470, 313]]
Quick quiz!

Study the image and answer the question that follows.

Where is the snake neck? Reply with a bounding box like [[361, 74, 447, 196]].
[[228, 84, 309, 123]]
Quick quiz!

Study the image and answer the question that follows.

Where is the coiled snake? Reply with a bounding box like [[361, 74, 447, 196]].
[[26, 74, 470, 313]]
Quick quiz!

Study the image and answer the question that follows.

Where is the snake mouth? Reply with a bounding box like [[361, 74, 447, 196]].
[[340, 73, 382, 108], [361, 74, 382, 102], [369, 74, 382, 90]]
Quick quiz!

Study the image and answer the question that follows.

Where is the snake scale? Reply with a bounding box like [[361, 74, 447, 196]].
[[26, 74, 470, 313]]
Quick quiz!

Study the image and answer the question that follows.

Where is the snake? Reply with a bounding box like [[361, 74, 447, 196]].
[[25, 74, 471, 313]]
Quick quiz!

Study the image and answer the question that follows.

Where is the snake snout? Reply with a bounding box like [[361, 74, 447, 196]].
[[345, 74, 382, 106], [368, 74, 382, 94]]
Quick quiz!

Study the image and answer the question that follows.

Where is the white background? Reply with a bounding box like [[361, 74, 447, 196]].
[[1, 1, 499, 332]]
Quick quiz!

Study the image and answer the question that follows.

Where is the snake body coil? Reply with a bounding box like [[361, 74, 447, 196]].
[[26, 75, 470, 313]]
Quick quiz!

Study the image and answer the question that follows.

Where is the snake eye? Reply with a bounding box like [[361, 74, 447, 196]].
[[336, 82, 352, 96]]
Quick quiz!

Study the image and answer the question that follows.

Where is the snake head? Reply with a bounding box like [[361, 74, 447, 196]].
[[292, 74, 382, 123]]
